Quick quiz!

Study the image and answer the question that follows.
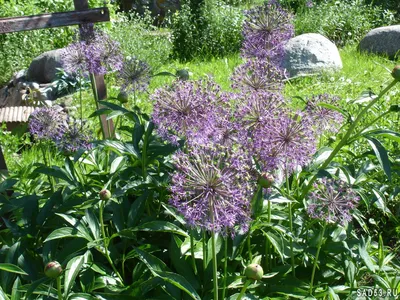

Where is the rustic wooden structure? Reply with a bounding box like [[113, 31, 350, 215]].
[[0, 0, 113, 173]]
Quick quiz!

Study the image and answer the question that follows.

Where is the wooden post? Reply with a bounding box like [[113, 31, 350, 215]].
[[74, 0, 115, 139], [0, 145, 7, 174]]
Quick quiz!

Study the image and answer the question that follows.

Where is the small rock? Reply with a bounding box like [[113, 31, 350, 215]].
[[283, 33, 342, 77], [359, 25, 400, 59]]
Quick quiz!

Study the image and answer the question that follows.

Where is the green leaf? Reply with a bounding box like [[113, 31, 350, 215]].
[[366, 137, 391, 181], [344, 260, 355, 287], [89, 108, 112, 118], [327, 287, 340, 300], [133, 247, 168, 273], [206, 234, 222, 267], [263, 231, 285, 262], [85, 209, 101, 241], [0, 263, 28, 275], [24, 277, 51, 298], [44, 227, 92, 242], [133, 221, 188, 237], [0, 178, 17, 193], [55, 213, 93, 241], [0, 285, 10, 300], [64, 255, 85, 298], [110, 156, 125, 174], [311, 147, 333, 168], [364, 129, 400, 144], [155, 271, 201, 300], [127, 191, 149, 228], [11, 277, 21, 300], [358, 237, 376, 273], [68, 293, 98, 300]]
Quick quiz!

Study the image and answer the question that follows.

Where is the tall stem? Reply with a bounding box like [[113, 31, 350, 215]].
[[247, 234, 253, 262], [222, 236, 228, 300], [211, 230, 219, 300], [190, 232, 198, 275], [237, 280, 251, 300], [99, 201, 123, 283], [56, 276, 62, 300], [309, 221, 327, 296], [301, 79, 399, 199], [264, 199, 272, 271], [286, 168, 295, 277]]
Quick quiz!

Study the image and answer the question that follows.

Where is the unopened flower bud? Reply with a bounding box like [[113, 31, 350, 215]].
[[117, 91, 129, 104], [99, 189, 111, 201], [391, 65, 400, 80], [44, 261, 62, 278], [245, 263, 263, 280], [258, 173, 274, 188]]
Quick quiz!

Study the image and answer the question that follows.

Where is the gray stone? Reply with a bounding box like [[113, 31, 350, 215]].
[[27, 48, 66, 83], [283, 33, 342, 77], [359, 25, 400, 59]]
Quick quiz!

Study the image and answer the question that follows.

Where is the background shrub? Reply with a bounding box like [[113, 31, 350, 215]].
[[108, 12, 173, 72], [171, 0, 244, 61], [294, 0, 397, 46]]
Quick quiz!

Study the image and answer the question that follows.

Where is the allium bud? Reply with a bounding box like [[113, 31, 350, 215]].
[[245, 263, 263, 280], [391, 66, 400, 80], [99, 189, 111, 201], [44, 261, 63, 278], [117, 91, 129, 104], [258, 172, 274, 188]]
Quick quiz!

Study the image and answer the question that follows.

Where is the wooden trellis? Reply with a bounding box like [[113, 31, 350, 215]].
[[0, 0, 113, 174]]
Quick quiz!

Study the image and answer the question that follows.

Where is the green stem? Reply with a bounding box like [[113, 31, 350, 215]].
[[89, 73, 106, 139], [202, 230, 207, 272], [99, 201, 123, 283], [237, 280, 251, 300], [79, 77, 83, 128], [301, 79, 399, 199], [142, 124, 149, 180], [286, 167, 295, 278], [222, 236, 228, 300], [56, 276, 62, 300], [211, 230, 219, 300], [190, 233, 198, 275], [265, 199, 272, 271], [309, 221, 327, 296], [247, 233, 253, 262], [40, 142, 55, 192]]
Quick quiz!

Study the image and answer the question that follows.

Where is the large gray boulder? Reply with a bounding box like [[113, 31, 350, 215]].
[[27, 48, 66, 83], [283, 33, 342, 77], [359, 25, 400, 59]]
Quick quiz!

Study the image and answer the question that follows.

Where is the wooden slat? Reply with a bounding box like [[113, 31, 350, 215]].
[[0, 7, 109, 34]]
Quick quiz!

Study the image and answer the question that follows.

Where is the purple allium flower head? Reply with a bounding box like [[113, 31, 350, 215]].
[[252, 111, 316, 173], [307, 178, 360, 225], [306, 0, 314, 8], [241, 1, 294, 65], [58, 120, 93, 154], [170, 142, 254, 235], [63, 41, 89, 76], [118, 57, 151, 94], [28, 106, 68, 141], [305, 94, 343, 134], [151, 80, 226, 145], [231, 58, 284, 93], [63, 29, 123, 76]]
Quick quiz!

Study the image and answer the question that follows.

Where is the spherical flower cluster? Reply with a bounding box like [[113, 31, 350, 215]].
[[57, 120, 93, 154], [118, 57, 152, 94], [151, 80, 227, 146], [305, 94, 344, 133], [28, 106, 68, 142], [307, 178, 360, 225], [170, 143, 254, 235], [252, 112, 316, 174], [63, 29, 123, 76], [241, 1, 294, 65], [231, 58, 284, 93]]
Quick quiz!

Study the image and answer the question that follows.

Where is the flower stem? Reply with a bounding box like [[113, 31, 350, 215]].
[[99, 201, 123, 283], [222, 236, 228, 300], [264, 199, 271, 271], [211, 230, 219, 300], [190, 232, 198, 275], [309, 221, 327, 296], [237, 279, 251, 300], [247, 233, 253, 262], [301, 79, 399, 199], [56, 276, 62, 300], [286, 168, 295, 278]]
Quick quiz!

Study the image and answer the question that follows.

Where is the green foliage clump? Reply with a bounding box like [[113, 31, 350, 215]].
[[171, 0, 244, 61], [108, 12, 173, 71], [294, 0, 397, 46]]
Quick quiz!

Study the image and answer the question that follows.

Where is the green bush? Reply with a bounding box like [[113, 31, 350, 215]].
[[107, 11, 173, 72], [171, 0, 244, 61], [294, 0, 397, 46]]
